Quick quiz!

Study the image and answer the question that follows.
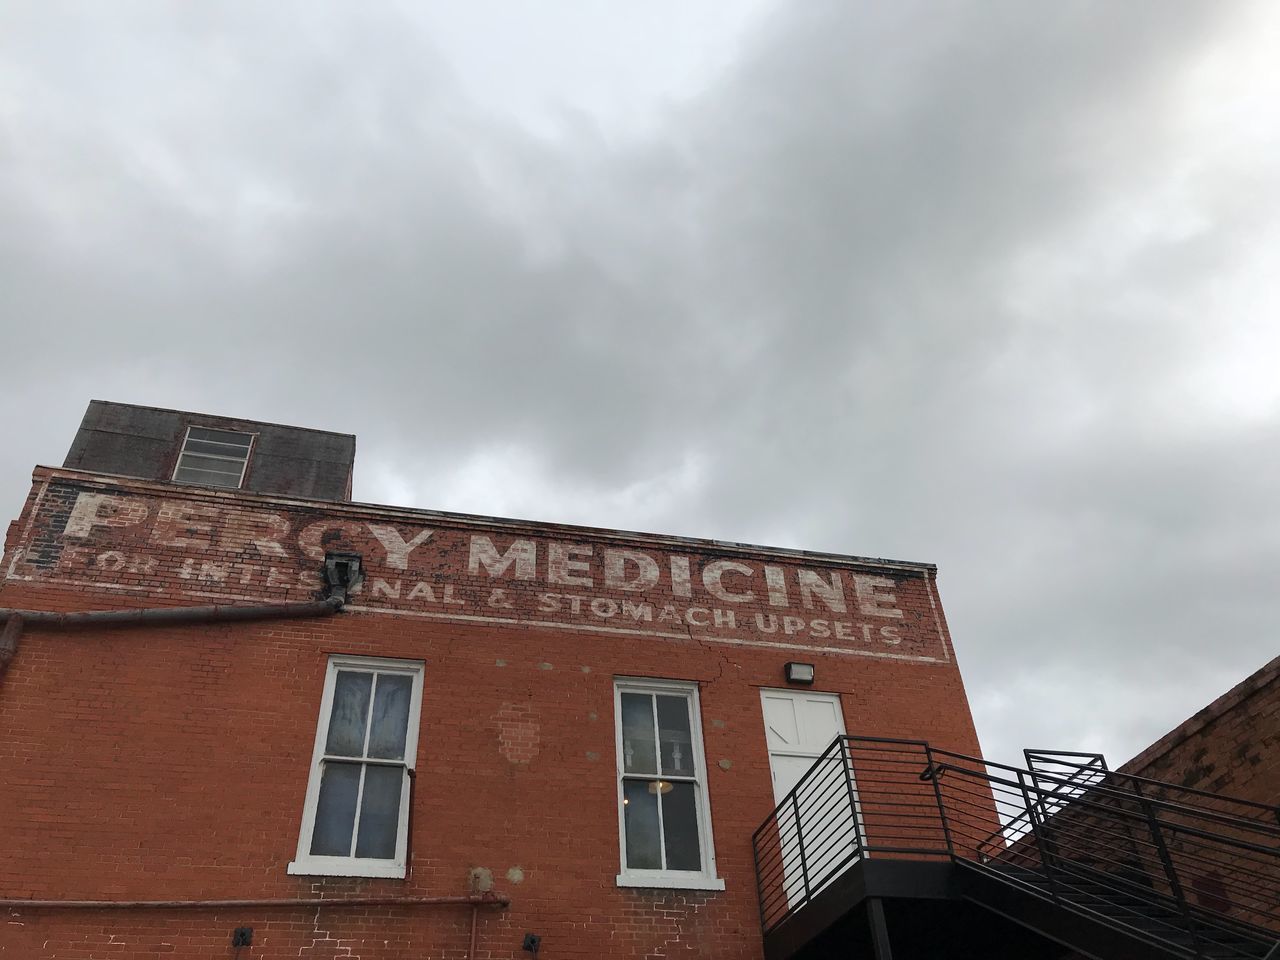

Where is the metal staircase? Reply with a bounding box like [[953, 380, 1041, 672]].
[[752, 737, 1280, 960]]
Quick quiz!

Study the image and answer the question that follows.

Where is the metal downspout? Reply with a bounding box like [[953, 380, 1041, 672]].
[[0, 550, 364, 680]]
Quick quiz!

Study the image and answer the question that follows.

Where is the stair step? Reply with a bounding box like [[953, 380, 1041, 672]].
[[969, 861, 1278, 960]]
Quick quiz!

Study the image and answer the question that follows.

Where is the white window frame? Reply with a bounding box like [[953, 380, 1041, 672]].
[[288, 655, 425, 879], [172, 425, 256, 489], [613, 677, 724, 891]]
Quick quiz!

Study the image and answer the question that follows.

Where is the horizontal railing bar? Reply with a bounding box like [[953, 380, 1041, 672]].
[[755, 734, 1280, 948], [943, 775, 1280, 855], [752, 739, 850, 840], [938, 762, 1280, 839], [1160, 840, 1280, 877], [930, 752, 1280, 828], [1035, 807, 1280, 865], [1047, 764, 1280, 820]]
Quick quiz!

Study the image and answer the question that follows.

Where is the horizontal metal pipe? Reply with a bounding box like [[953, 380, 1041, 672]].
[[0, 894, 509, 910], [0, 597, 343, 630]]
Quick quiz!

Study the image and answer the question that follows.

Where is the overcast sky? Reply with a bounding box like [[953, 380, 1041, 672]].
[[3, 0, 1278, 774]]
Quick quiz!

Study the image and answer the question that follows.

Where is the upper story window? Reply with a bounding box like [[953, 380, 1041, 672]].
[[288, 656, 425, 879], [172, 426, 254, 488], [614, 678, 723, 890]]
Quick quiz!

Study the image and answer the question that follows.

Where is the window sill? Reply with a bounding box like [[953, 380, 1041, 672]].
[[288, 859, 406, 880], [616, 874, 726, 892]]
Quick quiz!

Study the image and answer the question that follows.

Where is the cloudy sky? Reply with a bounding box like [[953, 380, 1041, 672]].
[[3, 0, 1278, 773]]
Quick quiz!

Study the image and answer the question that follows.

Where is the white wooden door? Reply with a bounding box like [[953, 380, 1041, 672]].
[[760, 690, 858, 904]]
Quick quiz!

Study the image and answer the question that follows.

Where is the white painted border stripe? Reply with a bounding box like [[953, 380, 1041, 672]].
[[342, 605, 944, 663], [923, 575, 953, 664], [5, 478, 51, 579]]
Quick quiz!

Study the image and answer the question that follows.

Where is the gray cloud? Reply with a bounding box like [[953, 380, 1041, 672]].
[[3, 0, 1277, 771]]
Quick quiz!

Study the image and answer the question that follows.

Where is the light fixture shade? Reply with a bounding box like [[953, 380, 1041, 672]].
[[785, 662, 815, 685]]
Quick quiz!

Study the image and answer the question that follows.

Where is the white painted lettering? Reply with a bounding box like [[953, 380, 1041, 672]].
[[685, 607, 710, 627], [713, 608, 736, 629], [151, 502, 219, 550], [367, 524, 434, 571], [603, 549, 659, 591], [407, 582, 438, 602], [468, 536, 537, 579], [298, 521, 367, 562], [197, 561, 230, 583], [622, 600, 653, 622], [764, 566, 789, 607], [591, 597, 618, 618], [64, 493, 149, 538], [217, 510, 289, 557], [852, 575, 904, 619], [702, 560, 755, 603], [96, 550, 126, 572], [547, 543, 593, 587], [669, 557, 692, 598], [267, 567, 296, 588], [797, 569, 847, 613], [371, 578, 402, 599]]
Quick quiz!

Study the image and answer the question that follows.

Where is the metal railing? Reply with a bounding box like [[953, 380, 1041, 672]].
[[751, 736, 1280, 959]]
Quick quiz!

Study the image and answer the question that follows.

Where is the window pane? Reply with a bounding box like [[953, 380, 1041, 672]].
[[178, 453, 245, 473], [188, 427, 253, 448], [310, 761, 360, 856], [620, 693, 657, 775], [325, 671, 372, 756], [367, 674, 412, 761], [182, 438, 250, 458], [656, 695, 694, 777], [662, 781, 702, 872], [173, 466, 243, 488], [354, 765, 403, 859], [623, 780, 661, 870]]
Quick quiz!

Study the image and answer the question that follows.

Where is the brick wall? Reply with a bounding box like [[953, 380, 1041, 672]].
[[0, 469, 985, 959], [1120, 654, 1279, 806]]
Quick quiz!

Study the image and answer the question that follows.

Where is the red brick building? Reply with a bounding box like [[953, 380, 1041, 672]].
[[2, 403, 1275, 960], [0, 402, 981, 959], [1121, 654, 1279, 811]]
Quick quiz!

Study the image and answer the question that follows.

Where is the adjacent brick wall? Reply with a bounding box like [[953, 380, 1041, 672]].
[[0, 470, 985, 960], [1120, 654, 1280, 806]]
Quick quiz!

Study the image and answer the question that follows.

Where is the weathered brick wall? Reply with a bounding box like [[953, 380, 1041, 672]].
[[0, 469, 985, 959], [1118, 655, 1280, 931], [1120, 654, 1279, 806]]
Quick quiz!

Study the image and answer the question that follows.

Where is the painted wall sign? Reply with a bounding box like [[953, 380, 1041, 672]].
[[5, 478, 952, 663]]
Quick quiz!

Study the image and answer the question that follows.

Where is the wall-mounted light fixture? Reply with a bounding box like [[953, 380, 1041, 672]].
[[784, 662, 815, 685]]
